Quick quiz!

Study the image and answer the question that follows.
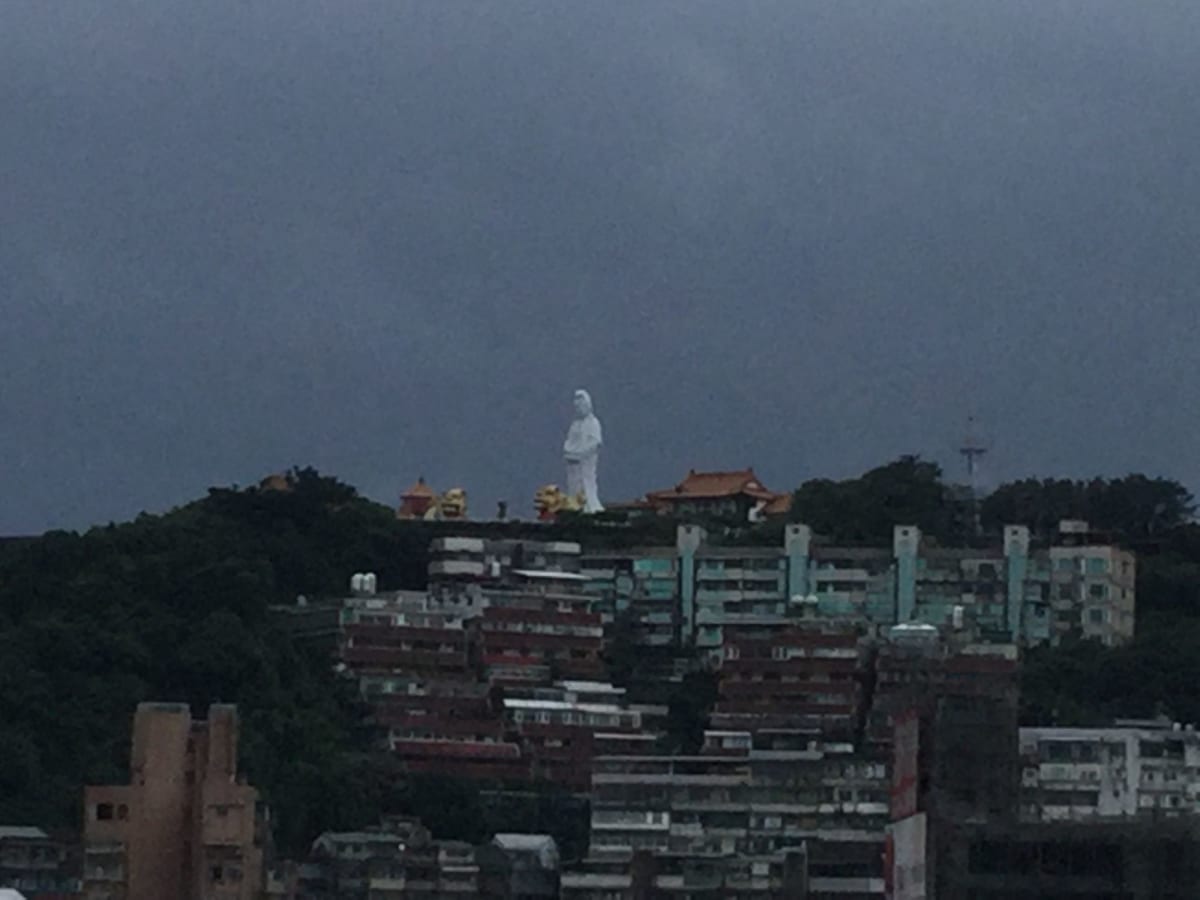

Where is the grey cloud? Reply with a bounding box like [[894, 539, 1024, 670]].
[[1, 0, 1198, 531]]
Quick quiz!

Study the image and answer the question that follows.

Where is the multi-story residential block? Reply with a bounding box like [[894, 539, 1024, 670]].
[[1020, 721, 1200, 821], [0, 826, 77, 897], [502, 681, 665, 791], [82, 703, 268, 900], [561, 847, 809, 899], [306, 818, 433, 899], [427, 537, 587, 605], [340, 598, 474, 678], [714, 624, 870, 741], [374, 675, 528, 783], [477, 575, 607, 686], [583, 732, 888, 897], [301, 818, 515, 899], [865, 624, 1020, 758], [893, 700, 1200, 900], [1045, 520, 1138, 645], [581, 520, 1134, 651], [581, 546, 679, 647]]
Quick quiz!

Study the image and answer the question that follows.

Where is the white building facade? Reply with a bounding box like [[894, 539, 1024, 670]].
[[1020, 722, 1200, 821]]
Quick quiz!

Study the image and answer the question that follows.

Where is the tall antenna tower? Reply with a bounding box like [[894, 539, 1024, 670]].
[[960, 416, 989, 537], [960, 416, 989, 491]]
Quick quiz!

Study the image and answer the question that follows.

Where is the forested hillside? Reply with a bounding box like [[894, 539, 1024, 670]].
[[0, 470, 429, 851], [0, 469, 654, 854]]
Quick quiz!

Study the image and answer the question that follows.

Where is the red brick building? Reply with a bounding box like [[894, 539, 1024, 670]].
[[340, 605, 473, 678], [502, 683, 661, 792], [714, 624, 869, 740], [372, 676, 530, 783], [479, 606, 606, 687]]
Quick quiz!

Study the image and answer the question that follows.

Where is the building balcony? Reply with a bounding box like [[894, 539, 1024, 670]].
[[429, 560, 486, 577]]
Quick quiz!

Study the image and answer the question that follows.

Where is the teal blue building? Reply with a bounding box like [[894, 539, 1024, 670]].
[[581, 521, 1135, 653]]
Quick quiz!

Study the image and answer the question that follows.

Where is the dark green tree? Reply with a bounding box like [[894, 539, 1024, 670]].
[[982, 475, 1194, 539], [789, 456, 967, 544]]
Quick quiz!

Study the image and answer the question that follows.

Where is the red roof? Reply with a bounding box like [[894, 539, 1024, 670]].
[[402, 478, 436, 499], [759, 493, 793, 517], [647, 468, 778, 502]]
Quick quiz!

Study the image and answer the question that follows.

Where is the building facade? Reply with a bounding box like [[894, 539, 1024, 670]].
[[82, 703, 267, 900], [581, 521, 1135, 652], [714, 624, 870, 741], [1020, 721, 1200, 822], [0, 826, 77, 898], [582, 733, 888, 898]]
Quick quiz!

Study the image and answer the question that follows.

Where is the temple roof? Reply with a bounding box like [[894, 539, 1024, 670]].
[[759, 492, 794, 517], [402, 477, 435, 499], [647, 468, 777, 502]]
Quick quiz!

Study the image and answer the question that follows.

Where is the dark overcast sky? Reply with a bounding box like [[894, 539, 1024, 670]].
[[2, 1, 1199, 533]]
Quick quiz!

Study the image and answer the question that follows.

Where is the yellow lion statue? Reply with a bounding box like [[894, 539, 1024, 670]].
[[535, 484, 583, 521], [423, 488, 468, 520]]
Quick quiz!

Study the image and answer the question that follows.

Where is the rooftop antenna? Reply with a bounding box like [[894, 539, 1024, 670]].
[[959, 415, 989, 537]]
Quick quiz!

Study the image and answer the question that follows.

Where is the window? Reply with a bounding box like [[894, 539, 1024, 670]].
[[1089, 583, 1108, 599], [1090, 609, 1105, 624], [211, 865, 223, 883], [96, 803, 114, 821], [1059, 584, 1075, 601]]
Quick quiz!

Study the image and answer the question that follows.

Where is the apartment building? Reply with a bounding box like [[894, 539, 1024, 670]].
[[581, 521, 1136, 651], [324, 552, 616, 784], [372, 675, 528, 783], [714, 624, 870, 741], [0, 826, 77, 897], [299, 818, 516, 899], [339, 598, 474, 678], [479, 603, 605, 686], [1020, 721, 1200, 822], [561, 847, 809, 899], [82, 703, 268, 900], [865, 625, 1020, 758], [502, 681, 664, 791], [427, 537, 587, 604], [583, 732, 887, 898], [579, 547, 679, 648]]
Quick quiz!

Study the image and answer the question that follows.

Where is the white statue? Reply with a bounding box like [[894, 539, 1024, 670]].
[[563, 388, 603, 513]]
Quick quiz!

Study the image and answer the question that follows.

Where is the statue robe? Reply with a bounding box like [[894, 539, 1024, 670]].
[[564, 414, 603, 512]]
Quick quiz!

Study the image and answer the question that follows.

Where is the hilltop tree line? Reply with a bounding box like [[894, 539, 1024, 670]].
[[784, 455, 1193, 545], [0, 462, 1197, 856]]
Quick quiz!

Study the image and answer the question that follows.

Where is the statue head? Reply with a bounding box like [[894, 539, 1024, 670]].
[[573, 389, 593, 418]]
